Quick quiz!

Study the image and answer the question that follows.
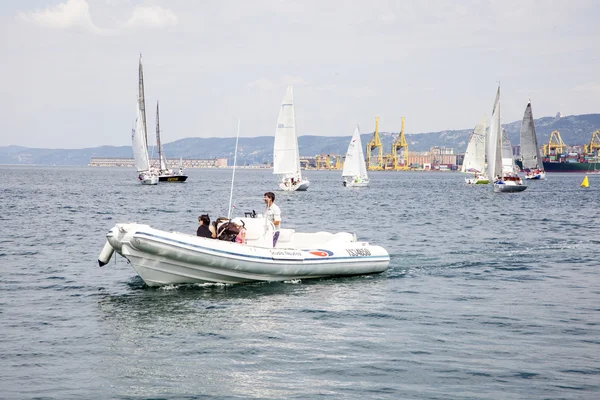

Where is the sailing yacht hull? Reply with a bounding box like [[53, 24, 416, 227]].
[[139, 174, 159, 185], [99, 223, 390, 286], [465, 179, 489, 185], [465, 175, 490, 185], [343, 178, 369, 187], [159, 174, 188, 182], [494, 182, 527, 192], [279, 180, 310, 191], [142, 178, 159, 185], [524, 172, 545, 180]]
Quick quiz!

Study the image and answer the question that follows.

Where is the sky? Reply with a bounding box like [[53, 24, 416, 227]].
[[0, 0, 599, 149]]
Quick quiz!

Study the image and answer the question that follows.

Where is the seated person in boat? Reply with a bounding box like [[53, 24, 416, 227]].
[[197, 214, 216, 238], [215, 217, 240, 241], [231, 218, 247, 244]]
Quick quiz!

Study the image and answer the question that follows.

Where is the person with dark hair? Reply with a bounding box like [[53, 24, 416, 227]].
[[263, 192, 281, 247], [197, 214, 216, 238]]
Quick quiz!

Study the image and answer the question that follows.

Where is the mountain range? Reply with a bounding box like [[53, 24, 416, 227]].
[[2, 114, 599, 166]]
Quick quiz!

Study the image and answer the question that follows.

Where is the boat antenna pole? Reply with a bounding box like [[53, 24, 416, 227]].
[[227, 119, 241, 219]]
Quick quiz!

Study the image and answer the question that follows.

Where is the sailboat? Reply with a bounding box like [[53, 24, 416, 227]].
[[461, 116, 489, 184], [520, 101, 546, 180], [132, 55, 158, 185], [155, 102, 188, 182], [486, 86, 527, 193], [342, 126, 369, 187], [273, 85, 309, 191]]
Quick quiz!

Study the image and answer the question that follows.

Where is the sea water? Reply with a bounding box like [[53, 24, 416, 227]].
[[1, 166, 599, 399]]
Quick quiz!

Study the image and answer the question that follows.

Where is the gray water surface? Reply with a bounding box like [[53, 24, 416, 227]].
[[1, 166, 599, 399]]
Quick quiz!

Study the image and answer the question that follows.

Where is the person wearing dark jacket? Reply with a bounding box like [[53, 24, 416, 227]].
[[197, 214, 216, 238]]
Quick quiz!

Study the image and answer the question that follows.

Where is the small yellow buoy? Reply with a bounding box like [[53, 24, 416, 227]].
[[581, 175, 589, 188]]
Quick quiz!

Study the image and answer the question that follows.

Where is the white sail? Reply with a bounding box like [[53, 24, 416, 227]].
[[520, 101, 543, 171], [138, 54, 148, 150], [129, 54, 158, 185], [357, 129, 368, 179], [155, 102, 170, 172], [461, 116, 487, 173], [486, 86, 503, 180], [132, 103, 151, 172], [485, 85, 527, 192], [501, 128, 515, 174], [342, 126, 368, 180], [273, 85, 301, 177]]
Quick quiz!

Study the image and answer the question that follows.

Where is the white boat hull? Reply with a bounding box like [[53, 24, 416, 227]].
[[99, 222, 389, 286], [278, 179, 310, 191], [140, 174, 158, 185], [465, 178, 490, 185], [494, 180, 527, 192], [465, 175, 490, 185], [524, 171, 546, 180], [343, 178, 369, 187]]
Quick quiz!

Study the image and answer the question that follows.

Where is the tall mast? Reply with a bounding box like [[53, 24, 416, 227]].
[[138, 53, 148, 146], [156, 101, 161, 169]]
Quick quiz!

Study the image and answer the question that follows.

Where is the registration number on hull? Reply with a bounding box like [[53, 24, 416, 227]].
[[345, 248, 371, 257]]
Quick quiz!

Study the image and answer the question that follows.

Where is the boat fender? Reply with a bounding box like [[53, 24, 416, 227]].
[[98, 240, 115, 267]]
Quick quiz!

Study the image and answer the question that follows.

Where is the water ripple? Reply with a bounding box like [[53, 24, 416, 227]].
[[1, 167, 599, 399]]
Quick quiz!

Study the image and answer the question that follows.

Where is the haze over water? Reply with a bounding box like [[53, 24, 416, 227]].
[[1, 166, 599, 399]]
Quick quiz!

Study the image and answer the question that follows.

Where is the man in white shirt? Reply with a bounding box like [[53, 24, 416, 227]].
[[263, 192, 281, 247]]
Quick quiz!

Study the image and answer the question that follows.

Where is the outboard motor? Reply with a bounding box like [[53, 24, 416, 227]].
[[98, 241, 114, 267]]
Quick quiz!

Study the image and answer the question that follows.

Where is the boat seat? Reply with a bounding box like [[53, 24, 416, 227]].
[[275, 228, 295, 244], [238, 218, 273, 241], [326, 232, 354, 244], [288, 232, 333, 248], [234, 217, 280, 248]]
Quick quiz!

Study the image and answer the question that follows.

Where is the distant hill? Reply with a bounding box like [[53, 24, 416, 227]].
[[2, 114, 599, 166]]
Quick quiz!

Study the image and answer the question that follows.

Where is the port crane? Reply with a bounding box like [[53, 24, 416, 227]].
[[331, 154, 341, 169], [542, 130, 566, 157], [315, 154, 341, 170], [391, 117, 409, 170], [315, 154, 328, 170], [584, 130, 600, 155], [366, 117, 383, 170]]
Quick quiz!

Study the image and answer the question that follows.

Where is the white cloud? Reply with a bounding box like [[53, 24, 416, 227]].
[[573, 83, 600, 93], [4, 0, 600, 148], [350, 87, 376, 98], [125, 6, 178, 28], [17, 0, 177, 33], [246, 78, 277, 91], [17, 0, 102, 33], [379, 12, 397, 24], [281, 75, 307, 86], [247, 76, 307, 91]]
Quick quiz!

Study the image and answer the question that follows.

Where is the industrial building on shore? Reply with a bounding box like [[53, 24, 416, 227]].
[[89, 157, 228, 168]]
